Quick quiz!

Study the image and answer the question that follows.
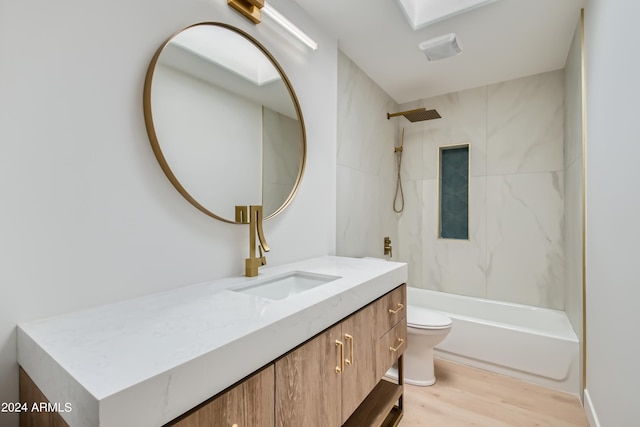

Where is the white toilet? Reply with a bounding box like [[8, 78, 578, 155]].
[[403, 305, 452, 386]]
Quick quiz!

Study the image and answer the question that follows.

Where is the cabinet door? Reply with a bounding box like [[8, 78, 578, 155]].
[[170, 365, 274, 427], [340, 303, 379, 424], [275, 324, 342, 427], [377, 318, 408, 379]]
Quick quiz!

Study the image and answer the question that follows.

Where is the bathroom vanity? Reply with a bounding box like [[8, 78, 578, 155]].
[[18, 256, 407, 427]]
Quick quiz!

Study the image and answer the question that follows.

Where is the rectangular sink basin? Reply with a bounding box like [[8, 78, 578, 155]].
[[232, 271, 341, 301]]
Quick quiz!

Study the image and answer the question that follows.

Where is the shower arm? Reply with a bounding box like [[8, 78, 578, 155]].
[[387, 107, 442, 123]]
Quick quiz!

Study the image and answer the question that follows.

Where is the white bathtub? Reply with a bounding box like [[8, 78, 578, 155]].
[[408, 287, 580, 395]]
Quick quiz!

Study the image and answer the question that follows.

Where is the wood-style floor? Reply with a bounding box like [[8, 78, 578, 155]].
[[399, 358, 589, 427]]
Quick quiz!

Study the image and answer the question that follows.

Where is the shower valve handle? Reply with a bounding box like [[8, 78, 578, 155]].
[[384, 236, 392, 257]]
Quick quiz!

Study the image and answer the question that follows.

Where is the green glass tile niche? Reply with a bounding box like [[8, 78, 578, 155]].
[[439, 145, 469, 240]]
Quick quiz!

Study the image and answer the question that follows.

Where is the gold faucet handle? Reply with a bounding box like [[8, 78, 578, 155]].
[[258, 244, 267, 266], [251, 205, 270, 252], [235, 206, 249, 224]]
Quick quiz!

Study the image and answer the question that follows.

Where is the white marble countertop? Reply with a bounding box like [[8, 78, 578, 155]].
[[17, 256, 407, 427]]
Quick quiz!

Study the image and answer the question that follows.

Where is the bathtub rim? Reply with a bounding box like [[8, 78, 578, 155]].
[[407, 287, 579, 342]]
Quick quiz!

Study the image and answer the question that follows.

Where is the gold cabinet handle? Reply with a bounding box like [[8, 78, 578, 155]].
[[388, 303, 404, 314], [336, 340, 344, 373], [232, 424, 238, 427], [344, 334, 354, 366], [390, 338, 404, 352]]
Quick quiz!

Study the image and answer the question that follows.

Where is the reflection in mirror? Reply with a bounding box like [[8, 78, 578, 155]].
[[144, 23, 305, 223]]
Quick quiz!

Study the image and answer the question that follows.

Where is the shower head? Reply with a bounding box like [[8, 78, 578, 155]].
[[387, 108, 441, 123]]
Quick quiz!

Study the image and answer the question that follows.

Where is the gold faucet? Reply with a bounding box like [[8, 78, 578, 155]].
[[236, 205, 270, 277]]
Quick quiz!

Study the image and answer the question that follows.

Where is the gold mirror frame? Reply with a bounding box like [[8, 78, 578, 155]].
[[143, 22, 306, 224]]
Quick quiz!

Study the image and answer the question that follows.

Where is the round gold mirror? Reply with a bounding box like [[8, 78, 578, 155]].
[[144, 23, 306, 223]]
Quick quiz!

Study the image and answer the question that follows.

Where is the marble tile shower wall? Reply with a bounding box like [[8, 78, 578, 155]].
[[336, 51, 399, 259], [399, 71, 565, 309]]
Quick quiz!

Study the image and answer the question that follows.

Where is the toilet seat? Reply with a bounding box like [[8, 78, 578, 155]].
[[407, 305, 452, 330]]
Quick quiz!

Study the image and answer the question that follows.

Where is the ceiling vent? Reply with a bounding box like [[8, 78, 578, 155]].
[[419, 33, 463, 62]]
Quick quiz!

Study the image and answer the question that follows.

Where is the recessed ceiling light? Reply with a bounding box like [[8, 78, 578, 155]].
[[397, 0, 499, 30], [419, 33, 463, 62]]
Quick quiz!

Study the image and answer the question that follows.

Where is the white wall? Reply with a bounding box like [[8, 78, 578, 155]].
[[0, 1, 336, 426], [584, 1, 640, 425], [397, 72, 565, 309]]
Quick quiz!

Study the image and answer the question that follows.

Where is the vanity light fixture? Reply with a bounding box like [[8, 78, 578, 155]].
[[227, 0, 318, 50], [261, 3, 319, 50], [228, 0, 264, 24]]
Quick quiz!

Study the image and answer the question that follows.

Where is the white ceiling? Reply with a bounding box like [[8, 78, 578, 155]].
[[292, 0, 585, 104]]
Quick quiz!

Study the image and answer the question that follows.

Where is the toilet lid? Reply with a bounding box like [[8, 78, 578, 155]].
[[407, 305, 452, 329]]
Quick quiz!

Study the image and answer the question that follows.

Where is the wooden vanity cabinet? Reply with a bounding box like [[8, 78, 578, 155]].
[[378, 318, 407, 380], [373, 284, 406, 338], [373, 285, 407, 380], [275, 284, 407, 427], [19, 368, 70, 427], [275, 324, 343, 427], [340, 303, 380, 423], [167, 365, 274, 427]]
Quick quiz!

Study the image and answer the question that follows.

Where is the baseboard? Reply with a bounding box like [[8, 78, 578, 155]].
[[584, 389, 601, 427]]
